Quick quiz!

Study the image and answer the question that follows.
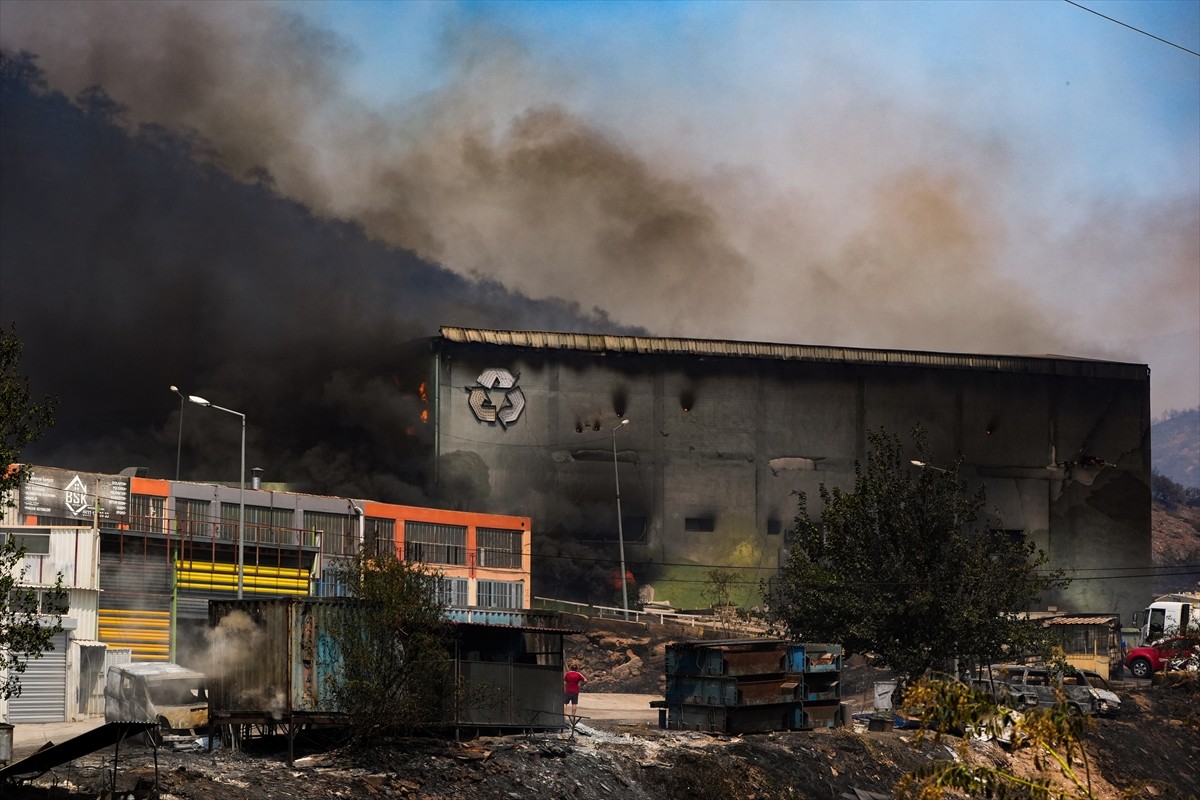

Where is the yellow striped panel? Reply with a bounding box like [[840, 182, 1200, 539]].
[[175, 561, 311, 596], [99, 608, 171, 661]]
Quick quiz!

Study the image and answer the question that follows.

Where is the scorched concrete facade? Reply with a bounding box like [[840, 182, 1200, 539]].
[[423, 328, 1152, 623]]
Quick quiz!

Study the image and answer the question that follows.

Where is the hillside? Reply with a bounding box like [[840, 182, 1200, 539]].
[[1153, 409, 1200, 489], [1153, 502, 1200, 595]]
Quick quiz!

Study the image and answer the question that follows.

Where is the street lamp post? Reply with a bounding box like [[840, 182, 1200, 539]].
[[611, 419, 630, 620], [188, 395, 246, 599], [170, 386, 186, 481]]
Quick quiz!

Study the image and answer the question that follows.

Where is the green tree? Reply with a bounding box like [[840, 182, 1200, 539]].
[[327, 552, 454, 740], [1, 323, 64, 699], [764, 427, 1065, 680]]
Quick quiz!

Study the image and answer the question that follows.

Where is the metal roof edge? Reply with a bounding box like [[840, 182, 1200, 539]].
[[437, 327, 1149, 380]]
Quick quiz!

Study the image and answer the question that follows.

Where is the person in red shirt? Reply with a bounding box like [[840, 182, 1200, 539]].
[[563, 664, 587, 714]]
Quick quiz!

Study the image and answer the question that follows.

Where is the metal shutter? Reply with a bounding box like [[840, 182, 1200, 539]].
[[9, 631, 69, 723]]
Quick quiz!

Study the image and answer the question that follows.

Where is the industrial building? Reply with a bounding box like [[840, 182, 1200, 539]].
[[1, 465, 533, 723], [421, 327, 1152, 621], [2, 326, 1154, 722]]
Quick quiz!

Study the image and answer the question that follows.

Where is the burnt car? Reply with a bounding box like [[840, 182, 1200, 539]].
[[969, 675, 1039, 711], [1074, 669, 1121, 716], [105, 663, 209, 738], [992, 665, 1097, 717]]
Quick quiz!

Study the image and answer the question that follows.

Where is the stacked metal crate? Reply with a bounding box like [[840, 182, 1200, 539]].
[[658, 639, 844, 733], [795, 642, 844, 729]]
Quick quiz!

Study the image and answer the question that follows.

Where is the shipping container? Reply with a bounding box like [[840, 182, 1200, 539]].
[[208, 597, 575, 760], [658, 640, 844, 733]]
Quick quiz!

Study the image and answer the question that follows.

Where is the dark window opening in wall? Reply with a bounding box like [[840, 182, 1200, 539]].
[[176, 498, 212, 538], [766, 519, 782, 536], [684, 517, 715, 533], [405, 521, 467, 566], [365, 518, 396, 557], [579, 517, 647, 544], [991, 529, 1026, 545]]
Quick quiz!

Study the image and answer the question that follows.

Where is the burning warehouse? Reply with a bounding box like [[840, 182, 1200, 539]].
[[418, 326, 1151, 624]]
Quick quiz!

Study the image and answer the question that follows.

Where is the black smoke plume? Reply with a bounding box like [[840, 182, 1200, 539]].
[[0, 52, 631, 501]]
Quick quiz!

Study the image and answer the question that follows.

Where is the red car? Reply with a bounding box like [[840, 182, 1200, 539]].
[[1124, 636, 1194, 679]]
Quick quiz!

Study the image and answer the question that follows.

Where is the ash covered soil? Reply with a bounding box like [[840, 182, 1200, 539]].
[[7, 624, 1200, 800]]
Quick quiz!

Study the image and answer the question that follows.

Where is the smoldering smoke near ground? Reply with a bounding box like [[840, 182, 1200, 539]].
[[200, 611, 265, 681]]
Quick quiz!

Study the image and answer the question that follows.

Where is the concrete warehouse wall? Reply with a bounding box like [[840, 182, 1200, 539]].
[[427, 331, 1150, 624]]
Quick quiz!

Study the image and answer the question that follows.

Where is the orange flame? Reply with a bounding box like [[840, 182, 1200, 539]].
[[417, 382, 429, 424]]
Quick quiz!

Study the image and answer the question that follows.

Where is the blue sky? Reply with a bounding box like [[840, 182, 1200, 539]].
[[2, 0, 1197, 413], [294, 0, 1198, 193]]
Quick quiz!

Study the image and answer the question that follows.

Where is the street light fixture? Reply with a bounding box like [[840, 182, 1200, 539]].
[[188, 394, 246, 599], [170, 386, 186, 482], [611, 419, 630, 620]]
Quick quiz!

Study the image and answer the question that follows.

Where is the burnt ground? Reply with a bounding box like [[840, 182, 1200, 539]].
[[6, 624, 1199, 800]]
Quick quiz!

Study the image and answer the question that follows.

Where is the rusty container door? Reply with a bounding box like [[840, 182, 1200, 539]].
[[210, 597, 353, 718], [288, 599, 349, 713]]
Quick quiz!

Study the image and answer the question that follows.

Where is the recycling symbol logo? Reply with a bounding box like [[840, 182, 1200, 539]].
[[467, 368, 525, 428]]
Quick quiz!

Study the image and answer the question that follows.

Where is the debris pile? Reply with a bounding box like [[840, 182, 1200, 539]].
[[566, 632, 666, 694]]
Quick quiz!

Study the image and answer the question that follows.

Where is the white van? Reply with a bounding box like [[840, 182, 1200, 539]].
[[1136, 594, 1200, 643]]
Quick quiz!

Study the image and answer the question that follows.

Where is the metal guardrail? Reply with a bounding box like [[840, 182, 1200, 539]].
[[531, 596, 766, 635]]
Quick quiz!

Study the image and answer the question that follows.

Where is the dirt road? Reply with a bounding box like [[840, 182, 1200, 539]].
[[571, 692, 660, 724]]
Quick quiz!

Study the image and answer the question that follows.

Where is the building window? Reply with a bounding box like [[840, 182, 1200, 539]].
[[229, 505, 296, 545], [1055, 626, 1095, 654], [404, 521, 467, 566], [434, 576, 469, 607], [0, 529, 51, 555], [364, 518, 396, 558], [4, 588, 67, 615], [477, 528, 523, 569], [40, 589, 69, 615], [129, 495, 167, 533], [476, 579, 524, 609], [176, 498, 213, 538], [684, 517, 715, 533], [315, 571, 350, 598], [302, 511, 356, 555], [766, 519, 782, 536], [218, 503, 240, 542]]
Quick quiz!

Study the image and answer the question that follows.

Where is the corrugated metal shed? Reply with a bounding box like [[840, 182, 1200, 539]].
[[439, 327, 1149, 380], [1044, 616, 1120, 626]]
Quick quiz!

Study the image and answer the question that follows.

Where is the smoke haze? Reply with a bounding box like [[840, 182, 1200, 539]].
[[1, 0, 1196, 488]]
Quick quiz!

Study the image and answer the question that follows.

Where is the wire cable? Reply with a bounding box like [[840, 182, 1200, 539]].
[[1064, 0, 1200, 57]]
